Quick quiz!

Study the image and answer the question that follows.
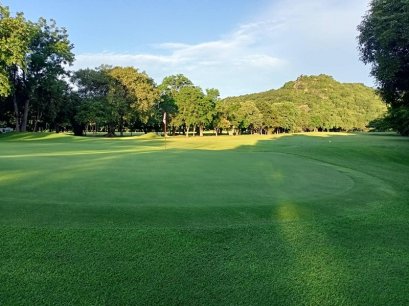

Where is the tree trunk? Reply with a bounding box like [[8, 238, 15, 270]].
[[119, 116, 124, 136], [20, 98, 30, 132], [186, 125, 190, 137], [33, 111, 40, 132], [12, 93, 20, 132], [107, 124, 116, 137], [199, 125, 204, 137]]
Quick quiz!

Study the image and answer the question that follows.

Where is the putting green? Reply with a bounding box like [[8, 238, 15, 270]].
[[0, 132, 408, 305]]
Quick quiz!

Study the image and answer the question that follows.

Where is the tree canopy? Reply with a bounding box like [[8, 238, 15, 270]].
[[358, 0, 409, 135], [0, 5, 74, 131]]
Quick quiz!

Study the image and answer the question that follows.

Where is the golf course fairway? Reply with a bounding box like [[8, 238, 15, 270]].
[[0, 132, 408, 305]]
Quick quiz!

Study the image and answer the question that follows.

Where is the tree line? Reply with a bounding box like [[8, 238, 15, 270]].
[[0, 3, 395, 137]]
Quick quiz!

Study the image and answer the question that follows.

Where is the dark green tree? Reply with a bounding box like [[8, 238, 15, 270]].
[[358, 0, 409, 135], [0, 5, 33, 98], [72, 67, 111, 136]]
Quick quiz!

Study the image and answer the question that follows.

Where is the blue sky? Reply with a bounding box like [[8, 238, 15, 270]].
[[3, 0, 373, 97]]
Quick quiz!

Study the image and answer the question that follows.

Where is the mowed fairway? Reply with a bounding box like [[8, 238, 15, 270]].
[[1, 132, 408, 305]]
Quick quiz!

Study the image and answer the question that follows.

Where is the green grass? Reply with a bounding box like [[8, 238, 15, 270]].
[[0, 132, 408, 305]]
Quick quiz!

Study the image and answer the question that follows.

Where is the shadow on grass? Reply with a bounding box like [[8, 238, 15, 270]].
[[1, 132, 406, 226], [1, 132, 409, 304]]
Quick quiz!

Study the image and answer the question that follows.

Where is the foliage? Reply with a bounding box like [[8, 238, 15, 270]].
[[358, 0, 409, 135], [220, 75, 386, 133], [173, 85, 204, 136], [157, 74, 193, 132], [0, 5, 74, 132], [0, 5, 33, 96], [72, 66, 160, 136]]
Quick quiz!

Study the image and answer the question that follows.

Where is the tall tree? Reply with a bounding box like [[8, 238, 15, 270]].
[[0, 5, 33, 97], [358, 0, 409, 135], [174, 86, 204, 137], [0, 9, 74, 132], [72, 67, 111, 136], [108, 66, 160, 135]]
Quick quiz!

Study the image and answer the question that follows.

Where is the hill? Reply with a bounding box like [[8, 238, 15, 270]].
[[220, 75, 386, 133]]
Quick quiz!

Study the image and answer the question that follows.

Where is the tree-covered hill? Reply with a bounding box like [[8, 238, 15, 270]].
[[219, 75, 386, 133]]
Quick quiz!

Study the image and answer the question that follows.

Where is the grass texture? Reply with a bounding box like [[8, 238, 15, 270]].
[[0, 132, 408, 305]]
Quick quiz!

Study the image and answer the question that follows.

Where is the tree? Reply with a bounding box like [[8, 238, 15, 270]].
[[30, 77, 71, 132], [215, 98, 241, 135], [358, 0, 409, 135], [158, 74, 193, 135], [108, 67, 160, 135], [0, 5, 33, 97], [72, 67, 111, 136], [174, 86, 205, 137], [194, 89, 217, 136], [73, 66, 160, 136], [237, 101, 263, 134], [1, 11, 74, 132]]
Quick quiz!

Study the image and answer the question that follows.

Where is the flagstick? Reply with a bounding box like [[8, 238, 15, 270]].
[[164, 123, 167, 150], [163, 112, 167, 150]]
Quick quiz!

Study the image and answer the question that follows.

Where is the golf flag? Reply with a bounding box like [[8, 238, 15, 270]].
[[162, 112, 167, 125]]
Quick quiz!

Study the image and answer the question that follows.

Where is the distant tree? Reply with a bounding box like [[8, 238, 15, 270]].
[[158, 74, 193, 134], [194, 89, 216, 136], [72, 67, 111, 135], [236, 101, 263, 134], [174, 86, 205, 137], [198, 88, 220, 136], [73, 66, 159, 136], [215, 98, 241, 135], [358, 0, 409, 135], [108, 67, 159, 132]]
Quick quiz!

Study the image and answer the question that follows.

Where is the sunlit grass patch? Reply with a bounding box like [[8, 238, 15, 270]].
[[0, 132, 408, 305]]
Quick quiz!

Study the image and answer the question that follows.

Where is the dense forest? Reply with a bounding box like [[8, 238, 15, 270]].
[[0, 4, 387, 136]]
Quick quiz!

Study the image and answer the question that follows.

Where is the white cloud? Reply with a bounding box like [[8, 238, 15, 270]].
[[73, 0, 373, 97]]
